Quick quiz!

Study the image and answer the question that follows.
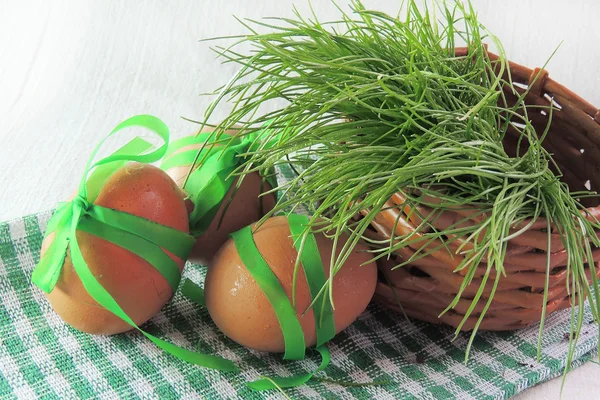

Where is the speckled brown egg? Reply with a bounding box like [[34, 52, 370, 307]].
[[162, 127, 276, 265], [204, 215, 377, 353], [40, 162, 189, 335]]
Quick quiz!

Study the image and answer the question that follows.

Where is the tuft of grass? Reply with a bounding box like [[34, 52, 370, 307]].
[[197, 0, 600, 382]]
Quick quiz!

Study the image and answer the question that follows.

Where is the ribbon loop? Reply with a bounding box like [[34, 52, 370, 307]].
[[78, 115, 170, 200]]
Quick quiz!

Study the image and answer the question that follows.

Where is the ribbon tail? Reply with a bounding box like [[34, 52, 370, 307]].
[[31, 228, 70, 293], [247, 345, 331, 391], [144, 333, 237, 372], [44, 204, 73, 236], [181, 278, 206, 307]]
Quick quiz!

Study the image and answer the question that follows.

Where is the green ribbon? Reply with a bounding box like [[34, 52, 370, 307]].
[[181, 213, 336, 390], [31, 115, 237, 372], [181, 278, 206, 306], [160, 124, 280, 235], [247, 345, 331, 391], [232, 225, 307, 360], [288, 214, 336, 347], [230, 214, 336, 390]]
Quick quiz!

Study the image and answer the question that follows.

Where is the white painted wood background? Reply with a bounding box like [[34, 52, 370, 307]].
[[0, 0, 598, 398]]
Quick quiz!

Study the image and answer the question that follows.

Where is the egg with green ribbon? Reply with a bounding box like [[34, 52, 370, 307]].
[[32, 115, 237, 372], [204, 214, 378, 355], [160, 125, 276, 266], [40, 162, 191, 335]]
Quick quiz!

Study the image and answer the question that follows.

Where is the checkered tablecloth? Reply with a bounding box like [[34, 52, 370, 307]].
[[1, 165, 598, 399]]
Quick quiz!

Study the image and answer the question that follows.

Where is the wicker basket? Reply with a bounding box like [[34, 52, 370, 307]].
[[370, 47, 600, 331]]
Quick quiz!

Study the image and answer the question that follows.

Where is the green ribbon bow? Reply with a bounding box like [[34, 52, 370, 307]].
[[31, 115, 237, 372], [183, 213, 335, 390], [160, 124, 279, 235]]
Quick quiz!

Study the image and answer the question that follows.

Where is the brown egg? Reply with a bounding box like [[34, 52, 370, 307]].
[[204, 216, 377, 353], [41, 163, 189, 335], [163, 127, 276, 265]]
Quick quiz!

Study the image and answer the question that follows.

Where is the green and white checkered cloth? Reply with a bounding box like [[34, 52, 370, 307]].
[[1, 166, 598, 399]]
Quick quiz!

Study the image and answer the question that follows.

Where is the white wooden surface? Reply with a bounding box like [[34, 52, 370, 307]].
[[1, 1, 599, 398]]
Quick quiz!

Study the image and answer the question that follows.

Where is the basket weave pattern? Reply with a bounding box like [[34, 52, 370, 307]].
[[372, 48, 600, 331]]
